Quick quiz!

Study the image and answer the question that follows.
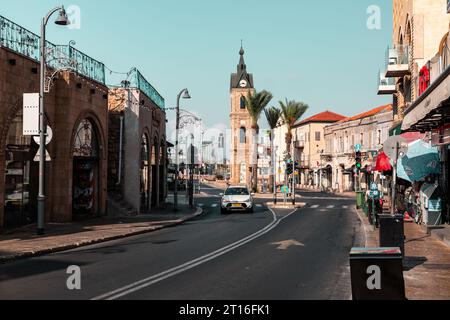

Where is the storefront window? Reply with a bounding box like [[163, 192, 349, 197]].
[[72, 119, 99, 216], [4, 111, 37, 228], [73, 119, 99, 158]]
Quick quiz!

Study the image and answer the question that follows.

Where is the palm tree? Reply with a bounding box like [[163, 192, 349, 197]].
[[245, 90, 273, 192], [279, 99, 309, 157], [265, 107, 282, 193]]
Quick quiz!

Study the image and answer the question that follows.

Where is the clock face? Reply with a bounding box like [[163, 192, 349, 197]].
[[239, 79, 248, 88]]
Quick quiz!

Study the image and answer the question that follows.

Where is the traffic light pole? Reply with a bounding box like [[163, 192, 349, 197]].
[[292, 144, 296, 205]]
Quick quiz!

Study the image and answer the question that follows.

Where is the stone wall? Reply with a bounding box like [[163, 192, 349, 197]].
[[0, 47, 109, 228]]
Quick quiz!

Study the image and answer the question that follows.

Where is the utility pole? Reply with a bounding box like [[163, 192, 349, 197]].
[[37, 6, 69, 235], [391, 142, 399, 215]]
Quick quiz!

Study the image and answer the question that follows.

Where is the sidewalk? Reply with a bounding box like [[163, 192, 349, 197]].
[[0, 204, 203, 264], [355, 208, 450, 300]]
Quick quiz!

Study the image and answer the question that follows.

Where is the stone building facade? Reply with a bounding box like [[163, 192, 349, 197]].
[[230, 46, 255, 186], [0, 33, 109, 229], [385, 0, 450, 125], [108, 71, 167, 214], [323, 105, 393, 192]]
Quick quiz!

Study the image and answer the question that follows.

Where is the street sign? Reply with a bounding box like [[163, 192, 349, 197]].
[[355, 144, 362, 152], [281, 185, 289, 194], [23, 93, 39, 136], [33, 149, 51, 162], [370, 190, 380, 198], [33, 126, 53, 146]]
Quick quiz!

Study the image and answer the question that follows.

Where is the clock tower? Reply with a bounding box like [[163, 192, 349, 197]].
[[230, 46, 255, 186]]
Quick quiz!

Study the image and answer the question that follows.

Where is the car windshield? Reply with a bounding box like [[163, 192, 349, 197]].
[[225, 188, 249, 196]]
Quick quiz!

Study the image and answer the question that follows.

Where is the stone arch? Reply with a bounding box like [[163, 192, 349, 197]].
[[405, 18, 412, 46], [70, 111, 107, 161], [140, 131, 151, 213]]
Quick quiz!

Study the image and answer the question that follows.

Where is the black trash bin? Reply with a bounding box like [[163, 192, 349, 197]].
[[350, 247, 406, 300], [379, 214, 405, 256]]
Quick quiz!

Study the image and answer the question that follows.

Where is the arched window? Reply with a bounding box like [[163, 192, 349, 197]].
[[240, 96, 246, 109], [240, 128, 246, 144], [73, 119, 99, 158]]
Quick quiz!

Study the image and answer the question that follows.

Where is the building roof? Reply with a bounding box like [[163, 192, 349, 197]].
[[230, 46, 254, 89], [338, 104, 392, 124], [294, 111, 346, 127]]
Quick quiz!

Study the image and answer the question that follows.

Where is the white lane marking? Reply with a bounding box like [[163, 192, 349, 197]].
[[92, 207, 298, 300], [327, 205, 335, 209], [256, 204, 263, 208], [342, 205, 349, 209], [310, 205, 320, 209], [198, 204, 205, 207], [211, 204, 218, 208]]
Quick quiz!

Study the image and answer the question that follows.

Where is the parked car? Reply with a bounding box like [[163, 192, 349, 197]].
[[220, 186, 255, 214]]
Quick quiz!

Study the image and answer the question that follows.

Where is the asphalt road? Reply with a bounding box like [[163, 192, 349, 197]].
[[0, 185, 363, 300]]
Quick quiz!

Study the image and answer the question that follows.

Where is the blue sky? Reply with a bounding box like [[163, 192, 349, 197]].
[[1, 0, 392, 137]]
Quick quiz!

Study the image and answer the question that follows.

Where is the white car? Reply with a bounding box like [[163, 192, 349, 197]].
[[220, 186, 255, 214]]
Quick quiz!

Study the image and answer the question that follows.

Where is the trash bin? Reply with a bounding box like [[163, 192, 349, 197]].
[[379, 214, 405, 256], [350, 247, 406, 300], [356, 191, 365, 209]]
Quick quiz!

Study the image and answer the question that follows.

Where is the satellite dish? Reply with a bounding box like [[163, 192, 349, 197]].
[[383, 136, 409, 160]]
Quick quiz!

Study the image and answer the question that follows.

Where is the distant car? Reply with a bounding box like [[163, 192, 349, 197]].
[[220, 186, 255, 214]]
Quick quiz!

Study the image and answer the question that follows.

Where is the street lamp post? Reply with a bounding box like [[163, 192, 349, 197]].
[[37, 6, 69, 235], [174, 88, 191, 211]]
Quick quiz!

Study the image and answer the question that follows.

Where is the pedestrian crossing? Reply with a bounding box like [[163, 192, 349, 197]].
[[306, 204, 353, 210], [197, 203, 265, 209]]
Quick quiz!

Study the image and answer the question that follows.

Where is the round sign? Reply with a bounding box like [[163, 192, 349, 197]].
[[33, 126, 53, 146]]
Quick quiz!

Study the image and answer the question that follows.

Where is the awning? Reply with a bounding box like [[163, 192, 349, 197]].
[[402, 65, 450, 132], [420, 183, 439, 199], [397, 140, 441, 182]]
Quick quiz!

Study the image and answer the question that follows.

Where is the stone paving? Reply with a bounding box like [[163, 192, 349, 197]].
[[356, 208, 450, 300]]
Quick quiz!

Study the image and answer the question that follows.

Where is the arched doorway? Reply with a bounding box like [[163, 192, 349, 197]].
[[140, 134, 150, 213], [72, 119, 100, 218], [159, 142, 166, 203], [151, 138, 160, 208], [3, 110, 38, 228]]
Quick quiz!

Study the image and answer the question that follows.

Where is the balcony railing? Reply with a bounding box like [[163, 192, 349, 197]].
[[129, 68, 165, 110], [377, 71, 396, 95], [0, 14, 105, 84], [385, 44, 410, 77]]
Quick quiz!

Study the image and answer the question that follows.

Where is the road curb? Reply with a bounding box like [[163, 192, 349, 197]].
[[353, 206, 377, 248], [0, 207, 204, 265]]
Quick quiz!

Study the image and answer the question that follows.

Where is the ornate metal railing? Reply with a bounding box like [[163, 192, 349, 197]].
[[129, 68, 165, 109], [0, 14, 105, 84]]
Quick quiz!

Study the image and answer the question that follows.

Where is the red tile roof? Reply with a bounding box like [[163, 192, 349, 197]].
[[338, 104, 392, 123], [295, 111, 346, 126]]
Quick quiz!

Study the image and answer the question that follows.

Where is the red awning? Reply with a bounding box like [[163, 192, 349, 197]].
[[374, 151, 392, 172]]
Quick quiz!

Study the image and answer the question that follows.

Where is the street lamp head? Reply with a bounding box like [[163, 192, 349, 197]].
[[182, 90, 191, 100], [55, 7, 70, 26]]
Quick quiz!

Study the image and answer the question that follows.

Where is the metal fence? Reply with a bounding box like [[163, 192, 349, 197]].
[[129, 68, 165, 110], [0, 14, 105, 84]]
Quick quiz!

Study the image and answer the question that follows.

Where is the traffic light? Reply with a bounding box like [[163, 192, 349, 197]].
[[286, 160, 294, 175], [355, 151, 362, 170]]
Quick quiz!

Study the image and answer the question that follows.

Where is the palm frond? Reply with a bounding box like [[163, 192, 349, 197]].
[[279, 99, 309, 130], [245, 90, 274, 126], [265, 107, 282, 130]]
